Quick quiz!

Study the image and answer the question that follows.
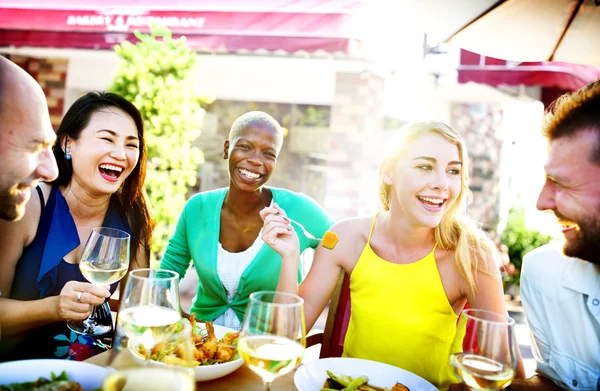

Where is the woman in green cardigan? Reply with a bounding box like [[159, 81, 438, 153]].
[[160, 111, 333, 329]]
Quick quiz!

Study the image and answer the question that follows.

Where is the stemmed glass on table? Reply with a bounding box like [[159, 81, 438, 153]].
[[67, 227, 130, 336], [103, 268, 195, 391], [450, 309, 518, 391], [238, 291, 306, 391]]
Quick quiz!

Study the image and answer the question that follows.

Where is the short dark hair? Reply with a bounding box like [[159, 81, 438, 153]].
[[52, 91, 154, 262], [228, 111, 283, 141], [543, 79, 600, 163]]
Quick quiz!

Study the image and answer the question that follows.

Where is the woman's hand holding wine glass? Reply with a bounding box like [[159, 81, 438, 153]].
[[68, 227, 131, 336], [57, 280, 110, 321]]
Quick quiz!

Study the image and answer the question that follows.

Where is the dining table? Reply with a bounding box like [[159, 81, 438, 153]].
[[85, 351, 298, 390]]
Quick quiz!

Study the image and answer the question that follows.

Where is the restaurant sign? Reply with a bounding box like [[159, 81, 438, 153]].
[[0, 8, 208, 33], [66, 14, 206, 32]]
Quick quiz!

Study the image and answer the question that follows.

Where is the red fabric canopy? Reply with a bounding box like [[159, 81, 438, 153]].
[[458, 50, 600, 92], [0, 1, 365, 55]]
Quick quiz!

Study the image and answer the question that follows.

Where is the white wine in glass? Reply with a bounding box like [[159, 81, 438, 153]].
[[450, 309, 518, 391], [239, 291, 306, 390], [103, 269, 194, 391], [68, 227, 130, 336], [117, 269, 181, 355], [103, 319, 195, 391]]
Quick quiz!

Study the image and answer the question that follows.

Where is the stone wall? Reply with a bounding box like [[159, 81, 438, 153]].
[[324, 71, 386, 220], [451, 103, 504, 232], [6, 55, 67, 130]]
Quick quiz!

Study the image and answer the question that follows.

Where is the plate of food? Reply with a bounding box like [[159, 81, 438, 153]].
[[0, 359, 108, 390], [294, 357, 437, 391], [129, 315, 244, 382]]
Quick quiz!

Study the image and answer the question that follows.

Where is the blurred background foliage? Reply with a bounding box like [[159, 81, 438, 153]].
[[111, 25, 213, 264], [500, 206, 553, 285]]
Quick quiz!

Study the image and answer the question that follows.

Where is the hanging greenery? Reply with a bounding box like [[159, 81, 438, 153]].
[[111, 25, 213, 263]]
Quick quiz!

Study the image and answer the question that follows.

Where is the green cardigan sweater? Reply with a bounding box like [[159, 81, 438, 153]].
[[160, 187, 333, 323]]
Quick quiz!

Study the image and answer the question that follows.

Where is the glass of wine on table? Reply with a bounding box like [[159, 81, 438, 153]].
[[239, 291, 306, 391], [450, 309, 518, 391], [67, 227, 130, 336], [103, 268, 195, 391]]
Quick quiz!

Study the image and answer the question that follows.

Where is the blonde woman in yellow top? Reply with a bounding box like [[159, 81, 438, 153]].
[[260, 121, 525, 390]]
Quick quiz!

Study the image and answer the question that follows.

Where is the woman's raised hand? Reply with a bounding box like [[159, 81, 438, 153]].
[[56, 281, 110, 321], [259, 203, 300, 262]]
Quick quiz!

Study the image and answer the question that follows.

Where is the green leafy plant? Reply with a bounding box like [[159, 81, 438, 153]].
[[500, 207, 553, 285], [111, 25, 212, 263]]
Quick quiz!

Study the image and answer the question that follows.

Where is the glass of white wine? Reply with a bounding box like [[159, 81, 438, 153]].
[[102, 268, 195, 391], [239, 291, 306, 391], [116, 269, 182, 360], [103, 317, 196, 391], [450, 309, 518, 391], [68, 227, 130, 336]]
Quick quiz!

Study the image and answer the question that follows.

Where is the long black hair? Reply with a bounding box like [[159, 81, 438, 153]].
[[51, 91, 154, 264]]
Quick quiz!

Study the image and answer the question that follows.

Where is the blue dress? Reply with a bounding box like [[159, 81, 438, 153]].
[[0, 186, 132, 362]]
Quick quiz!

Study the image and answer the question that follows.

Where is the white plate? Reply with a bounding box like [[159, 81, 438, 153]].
[[294, 357, 437, 391], [0, 359, 108, 389], [130, 324, 244, 382]]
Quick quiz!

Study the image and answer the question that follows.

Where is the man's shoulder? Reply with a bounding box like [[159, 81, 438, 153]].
[[522, 242, 569, 273], [521, 242, 587, 299]]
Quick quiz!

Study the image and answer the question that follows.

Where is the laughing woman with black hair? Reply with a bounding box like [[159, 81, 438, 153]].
[[0, 92, 154, 361]]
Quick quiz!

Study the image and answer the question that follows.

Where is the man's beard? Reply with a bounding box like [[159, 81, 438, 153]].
[[562, 214, 600, 266], [0, 193, 25, 221]]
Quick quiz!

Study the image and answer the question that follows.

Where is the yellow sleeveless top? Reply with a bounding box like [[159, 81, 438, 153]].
[[342, 213, 464, 390]]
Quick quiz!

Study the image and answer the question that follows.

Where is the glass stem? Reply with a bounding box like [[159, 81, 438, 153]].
[[144, 342, 154, 365], [263, 381, 271, 391], [83, 304, 97, 333]]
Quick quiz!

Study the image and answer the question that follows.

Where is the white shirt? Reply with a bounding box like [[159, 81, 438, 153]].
[[521, 242, 600, 390], [213, 232, 264, 330]]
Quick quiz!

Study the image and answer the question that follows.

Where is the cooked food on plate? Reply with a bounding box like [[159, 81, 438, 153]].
[[0, 371, 85, 391], [136, 314, 240, 367], [321, 370, 410, 391]]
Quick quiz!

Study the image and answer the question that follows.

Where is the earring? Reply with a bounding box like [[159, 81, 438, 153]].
[[65, 147, 71, 160]]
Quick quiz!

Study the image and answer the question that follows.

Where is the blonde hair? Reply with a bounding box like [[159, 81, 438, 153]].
[[377, 121, 496, 294]]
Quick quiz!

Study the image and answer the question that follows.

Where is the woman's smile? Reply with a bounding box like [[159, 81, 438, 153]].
[[98, 163, 125, 183]]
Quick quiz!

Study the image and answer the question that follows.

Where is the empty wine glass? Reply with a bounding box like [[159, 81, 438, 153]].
[[450, 309, 518, 391], [68, 227, 130, 336], [238, 291, 306, 391]]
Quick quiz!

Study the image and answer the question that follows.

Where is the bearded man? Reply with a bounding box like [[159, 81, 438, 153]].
[[0, 56, 58, 221], [517, 80, 600, 390]]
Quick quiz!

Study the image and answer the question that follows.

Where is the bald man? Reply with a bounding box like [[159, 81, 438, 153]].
[[0, 56, 58, 221]]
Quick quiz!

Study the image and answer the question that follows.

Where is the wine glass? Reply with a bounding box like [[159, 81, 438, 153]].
[[102, 268, 195, 391], [450, 309, 518, 391], [104, 316, 195, 391], [116, 269, 182, 360], [239, 291, 306, 391], [68, 227, 130, 336]]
